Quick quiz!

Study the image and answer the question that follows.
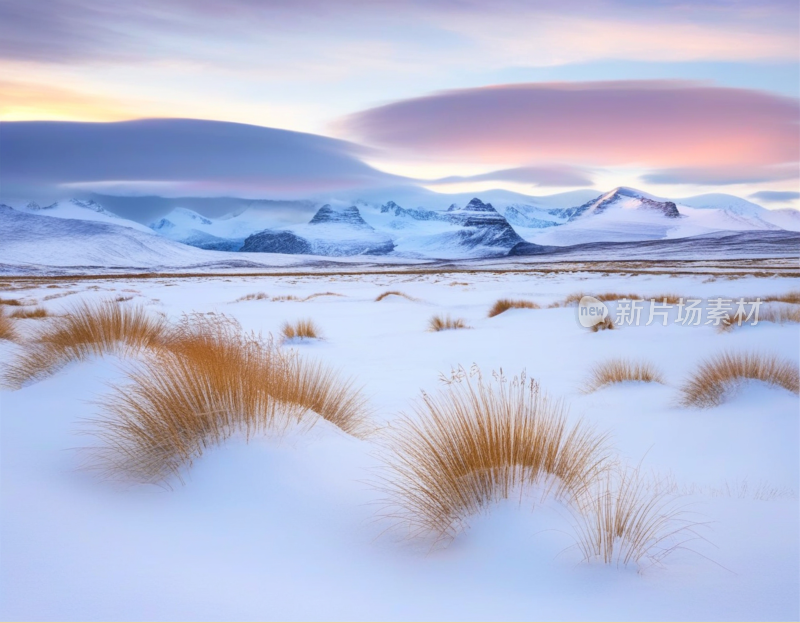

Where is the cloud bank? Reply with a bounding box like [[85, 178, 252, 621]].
[[0, 118, 401, 199], [342, 81, 799, 184]]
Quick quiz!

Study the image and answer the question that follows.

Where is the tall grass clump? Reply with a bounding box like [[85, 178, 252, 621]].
[[375, 290, 418, 302], [758, 305, 800, 325], [583, 358, 665, 393], [587, 316, 615, 332], [572, 464, 698, 569], [720, 304, 800, 331], [428, 314, 470, 332], [381, 367, 610, 541], [235, 292, 269, 302], [9, 307, 49, 319], [303, 292, 344, 301], [0, 308, 17, 341], [2, 300, 168, 388], [280, 318, 322, 341], [487, 298, 540, 317], [551, 292, 643, 308], [762, 290, 800, 304], [680, 351, 800, 408], [86, 314, 370, 483]]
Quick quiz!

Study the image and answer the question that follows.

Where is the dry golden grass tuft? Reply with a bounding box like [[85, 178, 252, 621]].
[[375, 290, 418, 302], [651, 293, 683, 305], [680, 351, 799, 408], [719, 304, 800, 331], [549, 292, 586, 307], [583, 358, 665, 393], [0, 308, 17, 341], [86, 314, 370, 483], [43, 290, 78, 301], [303, 292, 344, 301], [2, 300, 169, 388], [428, 314, 470, 332], [572, 465, 698, 569], [272, 294, 300, 302], [9, 307, 49, 319], [0, 297, 24, 306], [763, 290, 800, 305], [595, 293, 640, 302], [235, 292, 269, 302], [588, 316, 615, 332], [487, 298, 540, 317], [381, 368, 610, 541], [759, 305, 800, 324], [551, 292, 682, 307], [280, 318, 322, 341], [550, 292, 643, 308]]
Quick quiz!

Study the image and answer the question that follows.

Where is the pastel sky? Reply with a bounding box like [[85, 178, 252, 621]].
[[1, 0, 798, 208]]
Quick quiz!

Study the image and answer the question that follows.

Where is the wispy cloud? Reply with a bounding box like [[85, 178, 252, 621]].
[[2, 1, 796, 66], [641, 165, 799, 185], [428, 166, 594, 187], [749, 190, 800, 203]]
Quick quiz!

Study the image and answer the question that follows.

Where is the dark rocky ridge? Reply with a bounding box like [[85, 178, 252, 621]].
[[309, 205, 372, 228], [509, 229, 800, 259], [241, 230, 312, 254], [242, 204, 395, 256]]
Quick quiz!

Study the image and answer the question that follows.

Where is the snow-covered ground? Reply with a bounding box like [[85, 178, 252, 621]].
[[1, 270, 798, 621]]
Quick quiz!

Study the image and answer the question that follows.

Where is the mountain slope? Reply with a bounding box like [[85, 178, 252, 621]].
[[677, 193, 800, 231], [0, 205, 216, 269], [16, 199, 154, 233]]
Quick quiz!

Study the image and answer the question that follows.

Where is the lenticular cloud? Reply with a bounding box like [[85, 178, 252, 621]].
[[342, 80, 799, 176]]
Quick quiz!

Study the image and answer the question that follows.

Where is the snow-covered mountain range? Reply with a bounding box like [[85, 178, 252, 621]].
[[2, 187, 798, 268]]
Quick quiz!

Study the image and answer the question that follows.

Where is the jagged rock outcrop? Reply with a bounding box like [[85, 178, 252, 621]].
[[309, 205, 371, 228], [241, 230, 313, 254], [443, 198, 524, 248]]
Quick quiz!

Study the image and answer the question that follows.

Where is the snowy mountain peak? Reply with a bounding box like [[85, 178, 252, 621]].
[[578, 187, 681, 219], [446, 197, 501, 215], [308, 205, 372, 229], [149, 208, 213, 232]]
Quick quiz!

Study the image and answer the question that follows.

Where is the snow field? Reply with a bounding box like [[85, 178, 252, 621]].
[[1, 269, 798, 621]]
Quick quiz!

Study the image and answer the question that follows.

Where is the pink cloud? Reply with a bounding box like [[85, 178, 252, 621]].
[[341, 81, 799, 177]]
